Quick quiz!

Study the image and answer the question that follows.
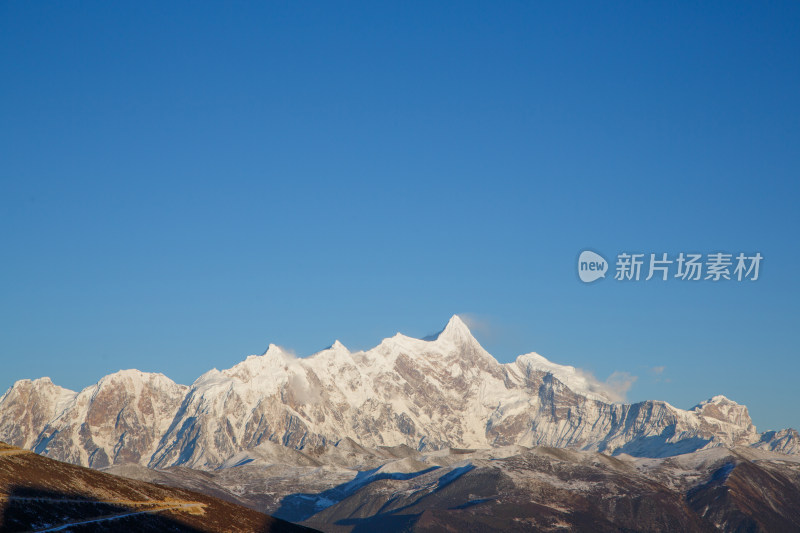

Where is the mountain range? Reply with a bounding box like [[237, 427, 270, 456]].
[[1, 315, 797, 471]]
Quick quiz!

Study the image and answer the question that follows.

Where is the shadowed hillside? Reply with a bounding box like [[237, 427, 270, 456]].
[[0, 441, 317, 532]]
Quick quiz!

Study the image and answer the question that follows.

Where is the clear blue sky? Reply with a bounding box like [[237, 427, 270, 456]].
[[2, 2, 798, 431]]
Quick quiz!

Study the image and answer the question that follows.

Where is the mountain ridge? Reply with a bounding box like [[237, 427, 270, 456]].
[[1, 315, 797, 470]]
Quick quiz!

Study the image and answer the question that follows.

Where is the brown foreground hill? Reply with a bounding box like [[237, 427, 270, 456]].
[[0, 441, 317, 532]]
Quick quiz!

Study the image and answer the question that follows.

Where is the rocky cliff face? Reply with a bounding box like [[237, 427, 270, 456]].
[[1, 316, 797, 469], [0, 377, 75, 450], [1, 370, 187, 468]]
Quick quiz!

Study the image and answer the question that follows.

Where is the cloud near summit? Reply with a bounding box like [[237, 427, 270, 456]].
[[574, 368, 638, 403]]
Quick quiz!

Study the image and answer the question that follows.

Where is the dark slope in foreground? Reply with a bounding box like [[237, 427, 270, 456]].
[[0, 441, 317, 533]]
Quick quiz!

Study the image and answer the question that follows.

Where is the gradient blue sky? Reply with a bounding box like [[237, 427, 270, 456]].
[[2, 2, 798, 430]]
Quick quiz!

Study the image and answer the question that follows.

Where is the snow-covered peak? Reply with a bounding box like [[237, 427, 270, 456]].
[[223, 344, 295, 383], [330, 340, 348, 351], [514, 352, 613, 402], [12, 376, 77, 408], [316, 340, 352, 358], [692, 395, 754, 432], [695, 395, 735, 407], [82, 370, 186, 407], [222, 344, 295, 377], [97, 369, 177, 385], [692, 395, 745, 415], [313, 340, 350, 356], [194, 367, 222, 384], [261, 343, 288, 357], [431, 315, 474, 344], [304, 340, 353, 368], [369, 316, 487, 363], [436, 315, 473, 340], [191, 368, 236, 396], [5, 376, 76, 399]]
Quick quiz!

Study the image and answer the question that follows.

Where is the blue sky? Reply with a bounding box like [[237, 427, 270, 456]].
[[1, 2, 798, 431]]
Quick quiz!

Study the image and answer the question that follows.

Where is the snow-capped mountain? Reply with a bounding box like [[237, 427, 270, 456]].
[[1, 316, 797, 469]]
